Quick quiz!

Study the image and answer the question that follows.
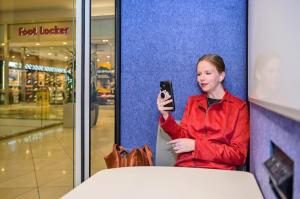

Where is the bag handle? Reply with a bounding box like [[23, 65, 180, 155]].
[[114, 144, 128, 156], [142, 144, 153, 166]]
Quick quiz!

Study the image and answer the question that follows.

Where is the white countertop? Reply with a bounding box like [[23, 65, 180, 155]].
[[62, 166, 263, 199]]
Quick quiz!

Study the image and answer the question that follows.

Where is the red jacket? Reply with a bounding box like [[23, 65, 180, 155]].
[[159, 91, 249, 170]]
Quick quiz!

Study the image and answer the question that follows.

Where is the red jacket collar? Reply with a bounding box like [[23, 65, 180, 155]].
[[197, 90, 233, 109]]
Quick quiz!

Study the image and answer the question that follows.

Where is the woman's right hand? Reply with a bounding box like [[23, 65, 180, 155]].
[[157, 92, 173, 120]]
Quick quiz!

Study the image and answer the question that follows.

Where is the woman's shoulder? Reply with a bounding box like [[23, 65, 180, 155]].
[[186, 93, 206, 105], [225, 92, 247, 108], [188, 93, 206, 101]]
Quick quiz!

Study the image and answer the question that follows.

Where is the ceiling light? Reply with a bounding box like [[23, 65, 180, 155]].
[[62, 42, 67, 45], [64, 56, 68, 59], [11, 55, 15, 58], [47, 53, 52, 56], [26, 54, 30, 57], [35, 43, 40, 46], [106, 56, 110, 58], [97, 59, 100, 62], [106, 62, 110, 64], [1, 43, 5, 46], [1, 168, 4, 172]]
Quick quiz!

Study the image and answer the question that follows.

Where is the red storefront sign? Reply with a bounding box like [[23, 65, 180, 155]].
[[18, 26, 70, 36]]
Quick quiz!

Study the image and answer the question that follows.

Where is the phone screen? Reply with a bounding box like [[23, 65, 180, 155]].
[[160, 81, 175, 111]]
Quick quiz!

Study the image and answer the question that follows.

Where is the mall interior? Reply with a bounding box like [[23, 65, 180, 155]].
[[0, 0, 115, 198], [1, 1, 300, 199]]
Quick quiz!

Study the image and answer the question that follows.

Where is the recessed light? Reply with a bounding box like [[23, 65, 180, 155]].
[[26, 54, 30, 57], [64, 56, 68, 59], [106, 62, 110, 64], [36, 43, 40, 46], [47, 53, 52, 56], [62, 42, 67, 45], [97, 59, 100, 62], [106, 56, 110, 58], [11, 55, 15, 58], [1, 43, 5, 46]]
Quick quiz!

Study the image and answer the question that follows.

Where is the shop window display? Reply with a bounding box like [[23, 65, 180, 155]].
[[24, 71, 65, 104], [96, 59, 115, 105]]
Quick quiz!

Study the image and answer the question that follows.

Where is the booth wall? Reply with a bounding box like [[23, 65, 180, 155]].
[[120, 0, 247, 155], [250, 103, 300, 199]]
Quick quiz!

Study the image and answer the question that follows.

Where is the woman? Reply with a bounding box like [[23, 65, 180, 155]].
[[157, 54, 249, 170]]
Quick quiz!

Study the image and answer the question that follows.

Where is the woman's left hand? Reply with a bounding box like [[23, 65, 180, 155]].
[[168, 138, 195, 154]]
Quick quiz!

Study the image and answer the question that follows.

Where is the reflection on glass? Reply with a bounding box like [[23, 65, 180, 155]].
[[251, 53, 281, 103], [0, 0, 75, 198], [90, 0, 115, 175]]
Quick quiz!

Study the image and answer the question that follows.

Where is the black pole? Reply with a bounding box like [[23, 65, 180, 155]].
[[115, 0, 121, 145]]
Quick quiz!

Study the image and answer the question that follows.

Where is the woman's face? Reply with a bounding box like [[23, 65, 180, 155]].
[[197, 60, 225, 93]]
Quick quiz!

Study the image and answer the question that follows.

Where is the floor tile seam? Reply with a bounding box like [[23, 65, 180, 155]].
[[0, 170, 36, 185], [38, 185, 72, 189], [0, 187, 37, 190], [29, 141, 41, 198], [53, 133, 73, 161], [31, 155, 70, 160], [31, 151, 72, 159], [35, 169, 73, 172], [31, 148, 69, 154], [0, 158, 34, 162], [37, 174, 72, 188], [0, 123, 63, 141], [32, 161, 72, 170], [0, 185, 37, 189], [0, 125, 40, 127], [4, 187, 37, 199]]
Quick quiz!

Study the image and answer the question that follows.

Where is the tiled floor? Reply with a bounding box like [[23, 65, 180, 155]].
[[0, 105, 114, 199]]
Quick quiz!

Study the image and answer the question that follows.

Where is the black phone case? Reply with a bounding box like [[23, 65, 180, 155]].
[[160, 80, 175, 111]]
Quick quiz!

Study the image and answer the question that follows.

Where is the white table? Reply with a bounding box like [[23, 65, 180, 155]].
[[62, 167, 263, 199]]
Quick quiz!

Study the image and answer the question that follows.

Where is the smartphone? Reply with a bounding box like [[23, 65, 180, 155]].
[[160, 80, 175, 111]]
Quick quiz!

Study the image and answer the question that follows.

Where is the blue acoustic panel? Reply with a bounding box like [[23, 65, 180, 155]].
[[121, 0, 247, 158], [250, 103, 300, 199], [120, 71, 194, 152]]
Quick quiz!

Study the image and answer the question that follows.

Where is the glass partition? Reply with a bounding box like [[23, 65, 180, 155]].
[[0, 1, 75, 198], [90, 0, 115, 175]]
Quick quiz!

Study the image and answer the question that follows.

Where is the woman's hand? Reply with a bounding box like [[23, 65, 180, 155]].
[[168, 138, 195, 154], [157, 92, 173, 120]]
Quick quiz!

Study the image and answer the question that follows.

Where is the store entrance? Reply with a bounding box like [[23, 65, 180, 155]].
[[0, 1, 76, 199], [0, 22, 75, 135]]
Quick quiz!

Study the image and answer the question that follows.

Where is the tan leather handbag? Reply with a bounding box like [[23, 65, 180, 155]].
[[104, 144, 153, 169]]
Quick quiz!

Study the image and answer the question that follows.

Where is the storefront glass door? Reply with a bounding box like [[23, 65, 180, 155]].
[[90, 0, 116, 175], [0, 0, 76, 198]]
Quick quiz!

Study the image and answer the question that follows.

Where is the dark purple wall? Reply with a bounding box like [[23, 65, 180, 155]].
[[250, 103, 300, 199]]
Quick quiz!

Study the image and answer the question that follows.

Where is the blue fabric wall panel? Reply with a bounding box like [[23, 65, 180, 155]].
[[250, 103, 300, 199], [121, 0, 247, 155], [121, 71, 193, 150]]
